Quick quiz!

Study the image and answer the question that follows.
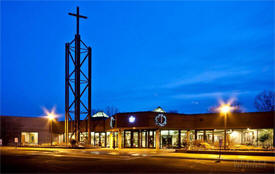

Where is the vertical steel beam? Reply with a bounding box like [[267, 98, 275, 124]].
[[88, 47, 92, 144], [77, 7, 79, 35], [75, 34, 81, 142], [65, 43, 70, 145]]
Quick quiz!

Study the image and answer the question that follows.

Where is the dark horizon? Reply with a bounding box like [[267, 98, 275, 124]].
[[1, 1, 274, 119]]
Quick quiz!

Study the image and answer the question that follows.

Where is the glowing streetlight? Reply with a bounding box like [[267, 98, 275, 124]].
[[218, 103, 232, 150], [44, 108, 58, 146], [220, 105, 231, 114], [47, 113, 55, 120]]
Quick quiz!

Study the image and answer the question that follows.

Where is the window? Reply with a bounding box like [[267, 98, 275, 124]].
[[160, 130, 179, 148], [124, 131, 131, 148], [91, 132, 94, 145], [21, 132, 38, 145]]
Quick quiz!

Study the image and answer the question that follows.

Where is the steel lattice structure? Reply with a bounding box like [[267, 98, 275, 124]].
[[65, 7, 91, 144]]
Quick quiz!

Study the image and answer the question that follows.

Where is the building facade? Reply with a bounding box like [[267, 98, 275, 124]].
[[1, 110, 274, 149], [0, 116, 51, 146]]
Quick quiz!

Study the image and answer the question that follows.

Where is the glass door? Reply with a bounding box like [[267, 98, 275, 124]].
[[141, 131, 148, 148], [132, 131, 139, 148], [124, 131, 131, 148], [148, 130, 155, 148]]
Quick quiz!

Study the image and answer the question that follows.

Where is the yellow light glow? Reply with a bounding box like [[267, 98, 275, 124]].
[[48, 114, 55, 120], [221, 105, 230, 113], [220, 104, 231, 114], [216, 98, 237, 114], [43, 107, 58, 121]]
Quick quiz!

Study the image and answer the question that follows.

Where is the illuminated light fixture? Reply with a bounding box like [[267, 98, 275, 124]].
[[43, 107, 59, 146], [48, 114, 55, 120], [220, 104, 231, 114], [217, 101, 233, 150], [129, 116, 135, 123], [43, 107, 59, 121], [217, 98, 236, 114]]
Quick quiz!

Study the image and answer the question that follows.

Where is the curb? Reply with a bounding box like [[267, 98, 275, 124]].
[[151, 155, 275, 164], [176, 150, 275, 156]]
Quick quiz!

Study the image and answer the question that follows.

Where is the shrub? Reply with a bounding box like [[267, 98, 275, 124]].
[[70, 139, 77, 148], [259, 134, 269, 143]]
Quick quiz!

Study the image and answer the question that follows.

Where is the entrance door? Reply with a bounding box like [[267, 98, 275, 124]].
[[162, 135, 172, 148], [124, 130, 140, 148], [148, 130, 155, 148], [95, 132, 106, 147], [141, 131, 147, 148], [132, 131, 139, 148], [140, 130, 156, 148]]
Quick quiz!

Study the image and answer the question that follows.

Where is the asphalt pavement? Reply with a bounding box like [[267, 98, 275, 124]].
[[1, 147, 274, 173]]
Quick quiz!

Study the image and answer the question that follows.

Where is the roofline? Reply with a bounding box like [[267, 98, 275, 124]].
[[1, 111, 273, 119], [0, 115, 49, 119], [113, 111, 275, 117]]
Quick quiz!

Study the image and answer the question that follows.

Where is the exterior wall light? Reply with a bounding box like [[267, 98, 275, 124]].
[[129, 116, 135, 123]]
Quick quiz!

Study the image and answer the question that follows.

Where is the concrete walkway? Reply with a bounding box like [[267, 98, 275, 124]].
[[1, 146, 275, 163]]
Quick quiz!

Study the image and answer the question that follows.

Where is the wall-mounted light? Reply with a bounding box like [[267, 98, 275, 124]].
[[129, 116, 135, 123]]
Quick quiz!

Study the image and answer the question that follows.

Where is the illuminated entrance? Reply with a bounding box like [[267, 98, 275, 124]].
[[160, 130, 179, 148], [142, 130, 155, 148], [123, 130, 156, 148], [21, 132, 38, 145]]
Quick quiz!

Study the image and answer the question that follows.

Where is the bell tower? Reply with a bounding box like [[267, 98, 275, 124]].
[[65, 6, 92, 144]]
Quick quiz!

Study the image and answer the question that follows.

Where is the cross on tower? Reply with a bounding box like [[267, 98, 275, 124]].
[[65, 6, 91, 144], [68, 6, 87, 35]]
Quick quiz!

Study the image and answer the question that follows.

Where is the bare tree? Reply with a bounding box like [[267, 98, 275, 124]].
[[104, 106, 119, 117], [231, 101, 243, 113], [254, 90, 275, 112]]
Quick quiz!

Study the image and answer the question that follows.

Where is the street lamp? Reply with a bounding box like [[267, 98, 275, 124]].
[[219, 104, 232, 150], [47, 113, 55, 146], [44, 107, 58, 146]]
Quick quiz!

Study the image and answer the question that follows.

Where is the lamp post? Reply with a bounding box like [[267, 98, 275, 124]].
[[47, 114, 55, 146], [220, 104, 231, 150], [44, 107, 58, 146]]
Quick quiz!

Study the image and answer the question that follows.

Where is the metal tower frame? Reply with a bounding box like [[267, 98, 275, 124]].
[[65, 6, 91, 144]]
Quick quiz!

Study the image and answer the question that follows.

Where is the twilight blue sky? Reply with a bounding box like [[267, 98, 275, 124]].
[[1, 1, 274, 119]]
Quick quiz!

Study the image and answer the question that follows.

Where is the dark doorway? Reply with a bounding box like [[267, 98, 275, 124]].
[[162, 135, 172, 148]]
